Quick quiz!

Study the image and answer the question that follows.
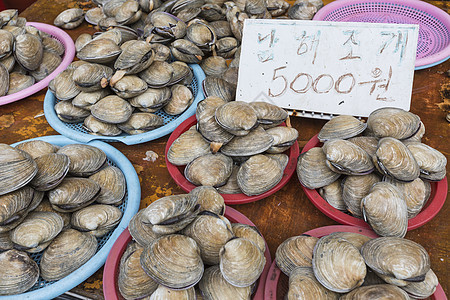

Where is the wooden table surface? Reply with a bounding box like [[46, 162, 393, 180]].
[[0, 0, 448, 298]]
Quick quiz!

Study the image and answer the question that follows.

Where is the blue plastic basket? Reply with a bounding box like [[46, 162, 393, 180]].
[[3, 135, 140, 300], [44, 64, 206, 145]]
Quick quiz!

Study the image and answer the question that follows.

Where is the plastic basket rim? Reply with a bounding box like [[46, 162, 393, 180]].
[[43, 64, 206, 145], [300, 134, 447, 231], [103, 205, 272, 300], [313, 0, 450, 69], [0, 22, 76, 106], [264, 225, 447, 300], [165, 115, 300, 205], [1, 135, 141, 300]]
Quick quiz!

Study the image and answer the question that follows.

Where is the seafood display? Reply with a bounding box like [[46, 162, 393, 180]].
[[297, 108, 447, 237], [119, 189, 267, 299], [0, 140, 126, 295], [0, 11, 65, 96], [276, 231, 439, 299]]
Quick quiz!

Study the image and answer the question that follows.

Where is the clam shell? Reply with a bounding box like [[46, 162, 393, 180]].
[[403, 121, 425, 143], [150, 285, 196, 299], [163, 84, 194, 115], [29, 50, 62, 82], [328, 232, 372, 251], [111, 75, 148, 98], [375, 137, 420, 182], [401, 269, 438, 299], [342, 173, 381, 218], [150, 43, 171, 62], [40, 229, 98, 281], [140, 234, 204, 289], [128, 210, 161, 247], [73, 89, 111, 110], [362, 182, 407, 237], [232, 223, 265, 253], [209, 20, 233, 39], [167, 126, 211, 166], [275, 235, 318, 276], [7, 72, 35, 94], [0, 63, 9, 96], [0, 186, 34, 230], [118, 242, 158, 299], [267, 153, 289, 171], [71, 204, 122, 237], [114, 40, 155, 75], [237, 154, 283, 196], [0, 29, 14, 59], [266, 126, 298, 153], [0, 55, 15, 72], [115, 0, 142, 25], [367, 107, 421, 140], [0, 145, 38, 195], [318, 179, 346, 211], [199, 265, 252, 300], [202, 76, 236, 102], [200, 56, 228, 76], [89, 166, 126, 205], [171, 39, 204, 64], [185, 153, 233, 187], [347, 136, 379, 158], [189, 186, 225, 215], [296, 147, 340, 189], [54, 8, 84, 29], [139, 61, 174, 88], [216, 37, 239, 59], [217, 164, 242, 194], [186, 19, 217, 51], [49, 69, 80, 101], [215, 101, 257, 135], [72, 63, 114, 92], [183, 211, 234, 264], [318, 115, 367, 142], [75, 34, 93, 52], [54, 100, 90, 123], [91, 95, 133, 124], [85, 7, 106, 25], [29, 153, 70, 191], [0, 232, 13, 252], [221, 126, 273, 157], [10, 211, 63, 253], [129, 87, 171, 112], [14, 33, 43, 71], [118, 112, 164, 134], [312, 234, 366, 293], [57, 144, 107, 177], [405, 142, 447, 181], [33, 199, 71, 229], [0, 249, 39, 295], [361, 237, 430, 282], [287, 267, 339, 300], [248, 102, 288, 128], [323, 139, 374, 175], [340, 284, 410, 299], [219, 237, 266, 287], [15, 140, 59, 159], [83, 115, 123, 136], [48, 177, 101, 213]]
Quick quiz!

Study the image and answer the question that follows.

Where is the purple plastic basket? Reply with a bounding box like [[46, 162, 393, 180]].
[[313, 0, 450, 69], [0, 22, 76, 106]]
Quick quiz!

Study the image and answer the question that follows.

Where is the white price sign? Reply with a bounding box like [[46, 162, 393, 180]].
[[236, 19, 419, 118]]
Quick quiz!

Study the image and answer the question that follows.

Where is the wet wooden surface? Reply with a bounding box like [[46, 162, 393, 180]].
[[0, 0, 447, 298]]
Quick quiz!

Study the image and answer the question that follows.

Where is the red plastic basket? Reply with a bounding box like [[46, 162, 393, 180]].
[[264, 225, 447, 300], [103, 206, 272, 300], [300, 134, 447, 231], [165, 115, 300, 205]]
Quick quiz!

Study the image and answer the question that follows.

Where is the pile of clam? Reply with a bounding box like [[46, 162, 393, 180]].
[[0, 10, 66, 97], [167, 98, 298, 196], [119, 186, 266, 299], [297, 107, 447, 237], [0, 140, 125, 295], [276, 232, 439, 299]]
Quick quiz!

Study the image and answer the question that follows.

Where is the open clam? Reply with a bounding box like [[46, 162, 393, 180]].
[[0, 249, 39, 295]]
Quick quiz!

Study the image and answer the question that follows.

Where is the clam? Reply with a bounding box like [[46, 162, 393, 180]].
[[328, 232, 371, 251], [167, 126, 211, 166], [150, 285, 196, 299], [111, 75, 148, 98], [367, 107, 421, 140], [215, 101, 258, 136], [150, 43, 171, 62], [209, 20, 233, 39], [33, 199, 71, 229], [296, 147, 341, 189], [47, 177, 101, 213], [54, 8, 84, 29], [0, 249, 39, 295], [140, 234, 204, 289], [77, 38, 122, 64], [85, 7, 107, 25], [171, 39, 204, 64], [72, 89, 111, 110], [91, 95, 133, 124], [318, 179, 346, 211], [140, 194, 199, 234], [146, 11, 187, 41], [323, 139, 374, 175], [0, 63, 9, 96], [0, 55, 15, 72], [318, 115, 367, 142], [103, 0, 127, 17], [72, 63, 114, 92], [287, 267, 339, 300], [0, 232, 13, 252], [14, 33, 43, 71], [288, 0, 319, 20], [224, 2, 248, 41], [0, 29, 14, 59], [232, 223, 265, 253], [374, 137, 420, 182], [312, 234, 366, 293], [14, 140, 59, 159], [0, 145, 37, 195], [362, 182, 407, 237], [0, 187, 34, 232], [200, 55, 228, 76], [401, 269, 439, 299], [118, 112, 164, 134], [219, 237, 266, 287], [216, 37, 239, 59], [403, 121, 425, 143], [89, 166, 126, 205], [189, 186, 225, 215], [98, 17, 119, 30], [169, 61, 192, 85], [199, 265, 252, 300], [30, 51, 62, 81], [83, 115, 123, 136], [249, 102, 288, 128], [118, 242, 158, 300], [29, 153, 70, 191], [267, 153, 289, 171], [7, 72, 35, 94], [163, 84, 194, 115], [183, 211, 234, 264], [203, 76, 236, 102], [220, 126, 274, 156], [361, 237, 430, 283], [340, 284, 410, 299], [49, 69, 80, 101], [185, 153, 233, 187], [405, 142, 447, 181], [217, 165, 241, 194], [9, 211, 63, 253], [342, 173, 381, 218], [266, 126, 298, 153], [115, 0, 142, 25], [1, 25, 23, 40], [275, 235, 318, 276], [41, 36, 64, 57], [139, 61, 174, 88], [129, 87, 171, 112], [128, 210, 160, 247], [267, 0, 290, 17], [40, 229, 98, 281], [177, 7, 201, 23], [57, 144, 107, 177], [347, 136, 379, 158], [186, 21, 217, 52], [54, 100, 90, 123], [71, 204, 122, 237]]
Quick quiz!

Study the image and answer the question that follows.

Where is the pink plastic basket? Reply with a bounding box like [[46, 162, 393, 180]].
[[313, 0, 450, 69], [0, 22, 75, 106]]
